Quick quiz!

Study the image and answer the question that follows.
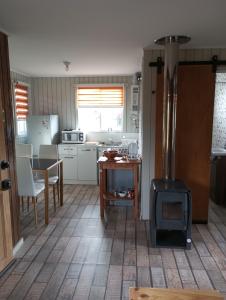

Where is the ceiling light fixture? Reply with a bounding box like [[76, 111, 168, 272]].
[[63, 61, 71, 72]]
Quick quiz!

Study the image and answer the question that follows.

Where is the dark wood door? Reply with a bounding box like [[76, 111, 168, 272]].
[[155, 65, 215, 222], [0, 34, 13, 272], [0, 32, 20, 244]]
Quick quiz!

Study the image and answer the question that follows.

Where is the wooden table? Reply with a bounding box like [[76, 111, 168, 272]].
[[129, 288, 223, 300], [32, 158, 63, 225], [98, 157, 141, 219]]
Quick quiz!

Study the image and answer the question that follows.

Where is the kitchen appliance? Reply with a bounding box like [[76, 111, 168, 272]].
[[128, 142, 138, 159], [77, 145, 97, 183], [27, 115, 59, 156], [150, 36, 192, 249], [61, 130, 85, 144], [58, 145, 78, 183]]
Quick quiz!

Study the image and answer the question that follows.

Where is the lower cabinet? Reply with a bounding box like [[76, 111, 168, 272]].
[[60, 155, 77, 181], [58, 144, 97, 184], [77, 146, 97, 183]]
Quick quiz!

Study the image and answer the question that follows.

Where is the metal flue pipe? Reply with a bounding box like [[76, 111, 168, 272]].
[[155, 35, 190, 181]]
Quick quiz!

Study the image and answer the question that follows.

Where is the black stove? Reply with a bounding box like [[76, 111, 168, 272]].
[[150, 179, 192, 249]]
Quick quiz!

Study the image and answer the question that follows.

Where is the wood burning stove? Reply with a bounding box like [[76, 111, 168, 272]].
[[150, 179, 192, 249], [150, 36, 192, 249]]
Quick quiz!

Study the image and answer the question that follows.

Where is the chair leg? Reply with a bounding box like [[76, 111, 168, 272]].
[[56, 181, 60, 204], [53, 185, 56, 211], [32, 197, 38, 226], [27, 197, 30, 212]]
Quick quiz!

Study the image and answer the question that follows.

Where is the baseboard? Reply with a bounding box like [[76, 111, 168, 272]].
[[0, 259, 16, 279], [13, 238, 24, 256]]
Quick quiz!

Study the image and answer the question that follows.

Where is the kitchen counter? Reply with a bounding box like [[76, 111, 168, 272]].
[[211, 148, 226, 156]]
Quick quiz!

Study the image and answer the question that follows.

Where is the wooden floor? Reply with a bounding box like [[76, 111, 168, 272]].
[[1, 184, 226, 300]]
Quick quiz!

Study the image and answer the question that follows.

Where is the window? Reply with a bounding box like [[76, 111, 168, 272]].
[[15, 82, 29, 136], [77, 85, 124, 131]]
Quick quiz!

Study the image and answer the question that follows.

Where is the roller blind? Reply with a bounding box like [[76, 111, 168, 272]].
[[15, 83, 29, 119], [77, 86, 124, 107]]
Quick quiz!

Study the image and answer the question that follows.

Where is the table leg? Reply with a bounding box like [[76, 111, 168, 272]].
[[134, 165, 139, 219], [60, 161, 63, 206], [44, 170, 49, 225], [99, 166, 104, 218]]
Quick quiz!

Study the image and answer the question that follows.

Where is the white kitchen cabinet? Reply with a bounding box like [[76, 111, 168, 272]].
[[77, 146, 97, 183], [60, 154, 77, 181], [58, 144, 97, 184], [58, 144, 77, 184]]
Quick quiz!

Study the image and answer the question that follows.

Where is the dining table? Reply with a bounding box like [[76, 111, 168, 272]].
[[32, 158, 63, 225]]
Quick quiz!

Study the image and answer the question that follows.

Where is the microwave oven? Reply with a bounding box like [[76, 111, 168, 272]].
[[61, 130, 85, 143]]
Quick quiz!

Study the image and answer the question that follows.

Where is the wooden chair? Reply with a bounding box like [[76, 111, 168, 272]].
[[16, 157, 45, 225]]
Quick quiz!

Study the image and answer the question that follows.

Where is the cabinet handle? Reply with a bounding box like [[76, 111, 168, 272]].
[[63, 157, 74, 159], [80, 149, 91, 151]]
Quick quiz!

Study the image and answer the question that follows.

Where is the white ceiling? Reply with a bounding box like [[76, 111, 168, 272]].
[[0, 0, 226, 77]]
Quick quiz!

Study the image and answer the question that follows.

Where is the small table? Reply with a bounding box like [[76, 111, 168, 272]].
[[32, 158, 63, 225], [98, 157, 141, 219], [129, 288, 223, 300]]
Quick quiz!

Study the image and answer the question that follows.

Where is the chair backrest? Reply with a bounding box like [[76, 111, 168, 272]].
[[15, 143, 33, 158], [16, 157, 35, 197], [39, 144, 58, 176], [39, 144, 58, 159]]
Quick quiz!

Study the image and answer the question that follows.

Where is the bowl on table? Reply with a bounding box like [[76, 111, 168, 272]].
[[103, 150, 118, 161], [117, 191, 127, 198]]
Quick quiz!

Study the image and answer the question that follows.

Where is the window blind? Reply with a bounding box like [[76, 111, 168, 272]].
[[15, 83, 29, 119], [77, 86, 124, 107]]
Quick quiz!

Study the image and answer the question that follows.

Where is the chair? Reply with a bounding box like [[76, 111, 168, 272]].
[[37, 144, 59, 210], [15, 143, 33, 158], [15, 144, 33, 211], [16, 157, 45, 225]]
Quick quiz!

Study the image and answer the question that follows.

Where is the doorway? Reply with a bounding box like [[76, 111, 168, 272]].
[[210, 72, 226, 207]]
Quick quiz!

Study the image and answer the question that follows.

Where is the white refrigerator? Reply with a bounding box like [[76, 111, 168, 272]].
[[27, 115, 59, 156]]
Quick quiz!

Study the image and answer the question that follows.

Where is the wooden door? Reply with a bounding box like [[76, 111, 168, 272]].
[[0, 32, 20, 246], [0, 31, 15, 272], [0, 88, 13, 272], [155, 65, 215, 222]]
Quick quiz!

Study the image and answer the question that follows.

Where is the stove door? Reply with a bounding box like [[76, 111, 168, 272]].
[[155, 191, 188, 230]]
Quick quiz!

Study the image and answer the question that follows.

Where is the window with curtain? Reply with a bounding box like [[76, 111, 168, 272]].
[[76, 85, 124, 131], [15, 82, 29, 136]]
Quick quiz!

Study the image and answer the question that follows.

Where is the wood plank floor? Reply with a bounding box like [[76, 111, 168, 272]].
[[1, 184, 226, 299]]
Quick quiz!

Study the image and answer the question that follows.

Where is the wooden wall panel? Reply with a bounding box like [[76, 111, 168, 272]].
[[0, 33, 20, 245], [155, 65, 215, 222]]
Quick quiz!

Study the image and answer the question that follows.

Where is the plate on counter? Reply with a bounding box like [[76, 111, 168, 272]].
[[114, 157, 122, 161]]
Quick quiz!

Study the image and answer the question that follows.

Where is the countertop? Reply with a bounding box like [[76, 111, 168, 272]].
[[211, 148, 226, 156]]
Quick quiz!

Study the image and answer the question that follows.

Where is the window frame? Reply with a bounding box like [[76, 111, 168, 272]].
[[75, 83, 126, 132], [13, 80, 30, 137]]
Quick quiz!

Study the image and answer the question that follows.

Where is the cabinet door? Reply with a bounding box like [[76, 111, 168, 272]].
[[61, 156, 77, 180], [77, 148, 97, 181]]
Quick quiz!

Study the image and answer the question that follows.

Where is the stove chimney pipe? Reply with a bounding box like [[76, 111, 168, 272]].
[[155, 35, 190, 181]]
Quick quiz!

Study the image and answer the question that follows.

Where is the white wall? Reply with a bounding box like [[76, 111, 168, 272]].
[[141, 48, 226, 220], [31, 75, 139, 133], [212, 73, 226, 149]]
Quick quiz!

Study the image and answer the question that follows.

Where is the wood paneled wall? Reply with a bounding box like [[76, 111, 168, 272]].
[[141, 48, 226, 220], [31, 75, 138, 132]]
